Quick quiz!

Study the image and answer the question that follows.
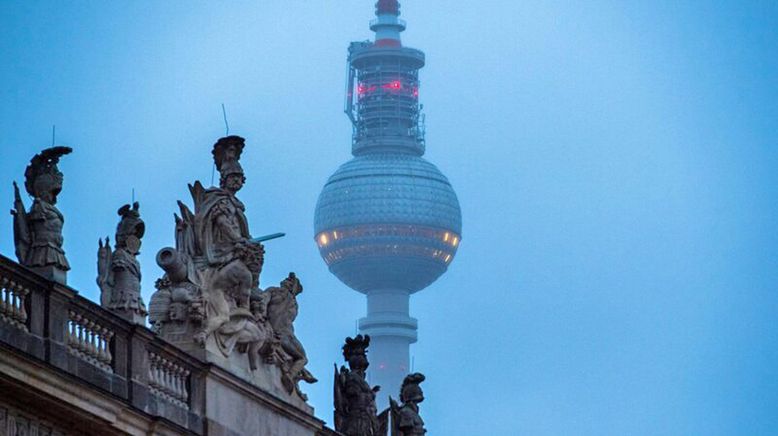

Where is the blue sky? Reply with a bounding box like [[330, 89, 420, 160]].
[[1, 1, 777, 434]]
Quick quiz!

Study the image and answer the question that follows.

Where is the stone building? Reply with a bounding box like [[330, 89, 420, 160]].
[[0, 252, 340, 435], [0, 139, 340, 435]]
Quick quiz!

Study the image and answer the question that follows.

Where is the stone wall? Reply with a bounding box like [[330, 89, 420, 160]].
[[0, 254, 338, 436], [0, 402, 69, 436]]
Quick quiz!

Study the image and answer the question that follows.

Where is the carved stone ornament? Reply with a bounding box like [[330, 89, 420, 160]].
[[334, 334, 383, 436], [147, 135, 316, 403], [389, 373, 427, 436], [97, 202, 148, 324], [11, 146, 72, 284], [265, 272, 318, 399]]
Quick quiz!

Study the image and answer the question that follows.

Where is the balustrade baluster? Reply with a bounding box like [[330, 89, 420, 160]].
[[103, 328, 113, 366], [174, 368, 182, 400], [75, 315, 85, 353], [17, 287, 27, 325], [66, 312, 75, 345], [165, 361, 174, 396], [173, 364, 182, 399], [89, 322, 99, 359], [182, 369, 190, 402], [96, 327, 105, 363], [2, 280, 11, 315], [10, 287, 19, 319]]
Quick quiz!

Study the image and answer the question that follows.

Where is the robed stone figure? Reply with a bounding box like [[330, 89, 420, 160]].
[[334, 335, 382, 436], [97, 202, 147, 324], [150, 135, 316, 401], [11, 146, 72, 284]]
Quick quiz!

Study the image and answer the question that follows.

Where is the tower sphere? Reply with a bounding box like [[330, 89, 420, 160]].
[[314, 153, 461, 294], [313, 0, 462, 406]]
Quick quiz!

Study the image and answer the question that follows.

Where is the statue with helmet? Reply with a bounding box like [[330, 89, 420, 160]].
[[97, 202, 148, 324], [389, 373, 427, 435], [148, 135, 315, 403], [11, 146, 72, 284], [334, 334, 382, 436]]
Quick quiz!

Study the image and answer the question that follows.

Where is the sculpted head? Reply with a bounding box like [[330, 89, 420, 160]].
[[343, 334, 371, 372], [400, 373, 426, 405], [213, 135, 246, 193], [115, 202, 145, 253], [24, 146, 72, 204], [220, 167, 246, 193]]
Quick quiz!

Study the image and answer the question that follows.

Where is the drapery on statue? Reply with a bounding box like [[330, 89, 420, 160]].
[[334, 334, 382, 436], [154, 135, 271, 370], [266, 273, 317, 399], [97, 202, 148, 324], [11, 146, 72, 284], [389, 373, 427, 435], [149, 135, 315, 400]]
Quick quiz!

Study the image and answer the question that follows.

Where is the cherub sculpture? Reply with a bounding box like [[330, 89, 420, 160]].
[[11, 146, 72, 284], [389, 373, 427, 436], [97, 202, 147, 324]]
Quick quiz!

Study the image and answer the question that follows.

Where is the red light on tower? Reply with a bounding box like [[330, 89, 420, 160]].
[[383, 80, 402, 91]]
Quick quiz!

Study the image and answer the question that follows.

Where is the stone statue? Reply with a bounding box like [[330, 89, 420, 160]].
[[11, 146, 72, 284], [265, 273, 317, 398], [389, 373, 427, 436], [334, 334, 381, 436], [148, 136, 315, 402], [97, 202, 147, 324], [151, 136, 270, 368]]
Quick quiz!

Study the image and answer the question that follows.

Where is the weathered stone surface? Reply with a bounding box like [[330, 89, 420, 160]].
[[1, 253, 334, 435], [334, 334, 382, 436], [265, 273, 318, 400], [148, 136, 316, 407], [0, 402, 68, 436], [97, 202, 147, 324], [203, 368, 320, 436], [11, 147, 72, 285], [389, 373, 427, 436]]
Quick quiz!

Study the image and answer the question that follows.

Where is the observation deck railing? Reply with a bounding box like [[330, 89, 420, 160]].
[[369, 18, 407, 29]]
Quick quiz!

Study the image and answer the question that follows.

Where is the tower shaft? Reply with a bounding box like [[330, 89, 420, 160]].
[[359, 289, 417, 405]]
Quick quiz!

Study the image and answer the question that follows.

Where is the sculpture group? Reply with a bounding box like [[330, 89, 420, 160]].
[[334, 335, 427, 435], [8, 139, 430, 427], [10, 137, 317, 402], [147, 135, 316, 399]]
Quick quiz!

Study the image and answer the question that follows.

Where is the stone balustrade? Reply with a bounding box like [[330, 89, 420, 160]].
[[67, 310, 114, 372], [0, 275, 29, 332], [0, 254, 340, 436], [0, 254, 206, 432], [148, 350, 190, 409]]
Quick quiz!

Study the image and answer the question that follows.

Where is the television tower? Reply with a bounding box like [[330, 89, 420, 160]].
[[314, 0, 462, 407]]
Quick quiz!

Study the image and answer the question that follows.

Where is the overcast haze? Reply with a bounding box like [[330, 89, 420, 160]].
[[1, 1, 777, 435]]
